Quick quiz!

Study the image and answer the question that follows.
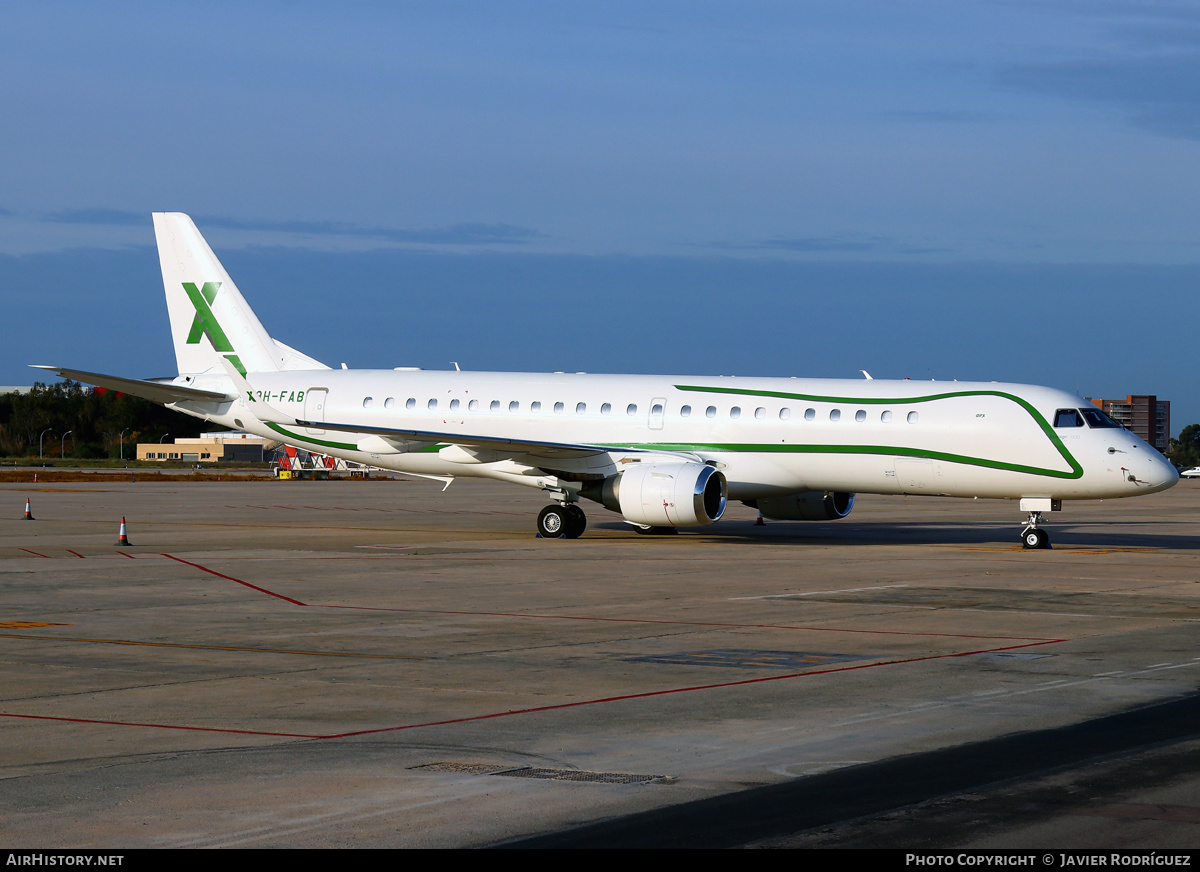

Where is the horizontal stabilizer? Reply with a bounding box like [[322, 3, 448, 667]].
[[30, 366, 233, 405]]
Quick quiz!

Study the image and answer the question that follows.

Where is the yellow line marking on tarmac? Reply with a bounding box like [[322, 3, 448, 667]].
[[0, 622, 71, 629], [0, 633, 425, 659]]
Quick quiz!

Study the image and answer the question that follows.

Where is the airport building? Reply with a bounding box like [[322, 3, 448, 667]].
[[136, 431, 277, 463], [1088, 395, 1171, 454]]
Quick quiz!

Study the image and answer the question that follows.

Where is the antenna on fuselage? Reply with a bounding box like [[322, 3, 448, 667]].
[[861, 370, 873, 380]]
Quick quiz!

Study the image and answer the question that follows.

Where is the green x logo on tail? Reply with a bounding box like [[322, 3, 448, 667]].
[[183, 282, 232, 350]]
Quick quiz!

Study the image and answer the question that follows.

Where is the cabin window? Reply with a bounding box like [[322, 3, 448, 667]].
[[449, 399, 459, 410], [753, 407, 764, 419], [576, 402, 587, 414], [428, 399, 438, 410], [363, 397, 374, 408], [490, 400, 500, 411], [907, 411, 919, 424], [468, 399, 479, 411], [554, 402, 564, 413], [531, 401, 541, 412], [627, 403, 638, 416], [881, 410, 893, 423], [384, 397, 395, 409], [829, 409, 841, 422], [730, 406, 742, 419], [779, 408, 790, 420], [509, 401, 519, 412], [855, 410, 866, 422], [804, 408, 816, 421], [1054, 409, 1084, 428], [681, 405, 692, 417], [652, 403, 664, 417], [601, 403, 611, 415], [706, 406, 717, 418], [406, 398, 416, 410]]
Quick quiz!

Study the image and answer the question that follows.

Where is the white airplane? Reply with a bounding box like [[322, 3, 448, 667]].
[[1181, 467, 1200, 479], [35, 213, 1179, 549]]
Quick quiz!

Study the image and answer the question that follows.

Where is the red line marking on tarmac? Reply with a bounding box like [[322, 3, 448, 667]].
[[119, 551, 135, 558], [0, 712, 318, 738], [66, 550, 85, 559], [19, 549, 49, 558], [160, 554, 308, 606], [0, 639, 1064, 740], [326, 640, 1066, 738]]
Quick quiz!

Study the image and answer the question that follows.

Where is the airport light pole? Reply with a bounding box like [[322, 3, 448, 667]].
[[119, 428, 130, 461], [61, 431, 73, 459], [39, 428, 53, 461]]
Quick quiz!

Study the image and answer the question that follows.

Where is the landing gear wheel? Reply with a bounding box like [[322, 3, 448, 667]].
[[537, 505, 568, 539], [563, 504, 587, 539], [1021, 527, 1050, 550]]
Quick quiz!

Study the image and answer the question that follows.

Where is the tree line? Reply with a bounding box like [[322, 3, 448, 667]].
[[0, 382, 203, 459], [1170, 425, 1200, 471]]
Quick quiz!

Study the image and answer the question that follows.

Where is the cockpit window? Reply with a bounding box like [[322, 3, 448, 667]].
[[1053, 409, 1083, 428], [1080, 407, 1122, 429]]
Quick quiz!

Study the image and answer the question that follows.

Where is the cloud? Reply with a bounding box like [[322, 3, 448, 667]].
[[39, 210, 543, 246], [710, 235, 950, 256], [45, 209, 147, 226], [195, 215, 541, 245], [1000, 52, 1200, 140], [995, 1, 1200, 141]]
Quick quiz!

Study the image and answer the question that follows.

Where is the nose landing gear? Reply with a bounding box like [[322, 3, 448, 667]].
[[1018, 498, 1060, 550], [1021, 522, 1050, 550]]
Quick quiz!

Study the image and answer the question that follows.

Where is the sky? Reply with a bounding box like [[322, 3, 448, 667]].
[[1, 1, 1197, 431]]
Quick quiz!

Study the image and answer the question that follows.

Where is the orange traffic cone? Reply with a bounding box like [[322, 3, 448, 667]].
[[22, 498, 34, 520], [754, 510, 765, 526], [115, 517, 132, 546]]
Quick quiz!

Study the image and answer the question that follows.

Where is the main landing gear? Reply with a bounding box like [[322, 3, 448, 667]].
[[537, 503, 587, 539]]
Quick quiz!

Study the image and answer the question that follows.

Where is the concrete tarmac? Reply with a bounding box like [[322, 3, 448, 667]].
[[1, 476, 1197, 848]]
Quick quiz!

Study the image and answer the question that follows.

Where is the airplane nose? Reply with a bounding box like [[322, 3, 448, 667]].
[[1160, 458, 1181, 488], [1146, 453, 1180, 491]]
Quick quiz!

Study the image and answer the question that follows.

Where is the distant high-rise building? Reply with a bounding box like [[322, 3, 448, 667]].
[[1089, 395, 1170, 454]]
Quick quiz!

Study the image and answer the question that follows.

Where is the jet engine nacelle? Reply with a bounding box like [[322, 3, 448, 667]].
[[755, 491, 855, 521], [582, 461, 728, 527]]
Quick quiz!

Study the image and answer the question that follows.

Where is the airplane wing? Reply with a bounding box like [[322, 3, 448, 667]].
[[30, 366, 233, 405], [310, 417, 618, 460]]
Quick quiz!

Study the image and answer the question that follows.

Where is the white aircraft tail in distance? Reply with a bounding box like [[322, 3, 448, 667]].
[[34, 213, 1180, 549]]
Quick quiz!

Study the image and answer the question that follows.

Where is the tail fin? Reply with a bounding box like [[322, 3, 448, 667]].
[[154, 213, 327, 376]]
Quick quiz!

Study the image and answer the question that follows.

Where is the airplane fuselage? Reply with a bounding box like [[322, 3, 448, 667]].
[[175, 368, 1177, 503]]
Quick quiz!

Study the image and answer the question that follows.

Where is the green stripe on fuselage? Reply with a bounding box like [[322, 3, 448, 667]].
[[665, 384, 1083, 479]]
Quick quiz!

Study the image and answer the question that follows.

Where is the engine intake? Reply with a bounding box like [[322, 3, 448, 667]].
[[581, 461, 727, 527]]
